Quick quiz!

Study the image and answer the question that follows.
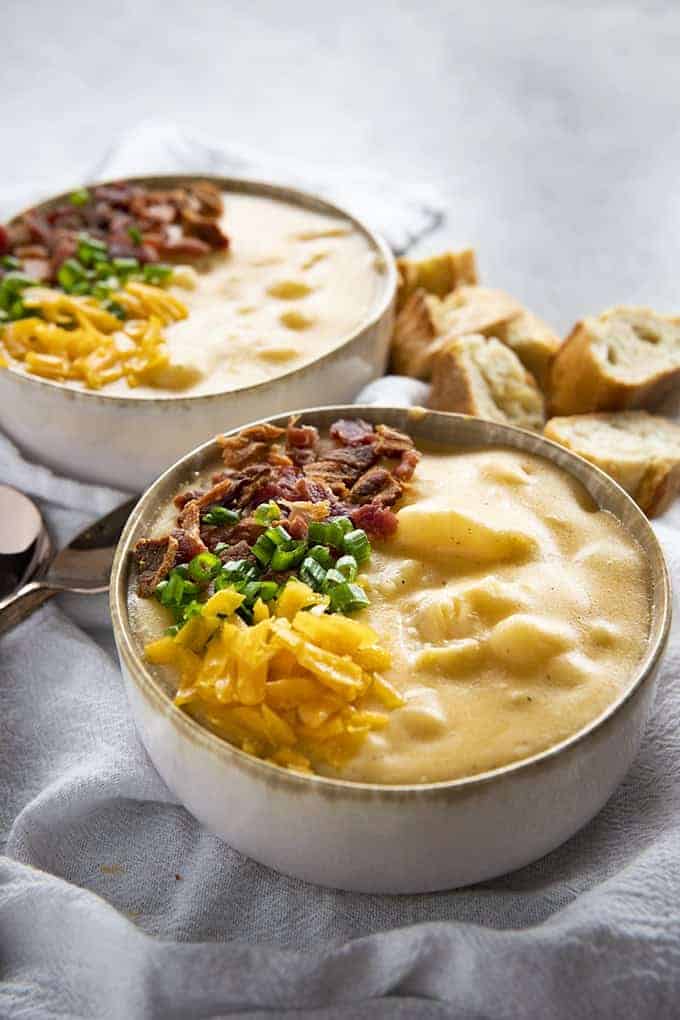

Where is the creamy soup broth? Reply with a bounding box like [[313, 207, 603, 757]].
[[106, 193, 385, 397], [132, 443, 651, 785]]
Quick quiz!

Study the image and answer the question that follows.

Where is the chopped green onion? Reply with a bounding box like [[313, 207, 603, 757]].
[[265, 525, 291, 546], [335, 554, 358, 581], [333, 517, 353, 536], [300, 556, 327, 591], [270, 540, 307, 572], [1, 271, 38, 294], [253, 501, 281, 526], [323, 568, 346, 591], [239, 580, 265, 605], [1, 255, 20, 270], [329, 582, 370, 614], [202, 505, 240, 526], [187, 551, 222, 583], [143, 263, 173, 285], [164, 624, 181, 637], [252, 534, 275, 566], [76, 235, 108, 267], [128, 226, 142, 245], [112, 256, 140, 275], [69, 188, 91, 207], [258, 581, 279, 602], [308, 517, 354, 549], [215, 559, 258, 588], [308, 545, 333, 569], [180, 600, 204, 622], [342, 528, 371, 564], [57, 258, 87, 292], [213, 542, 228, 553], [160, 571, 185, 607], [172, 564, 190, 578]]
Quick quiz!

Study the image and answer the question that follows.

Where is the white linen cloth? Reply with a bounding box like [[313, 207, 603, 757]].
[[2, 125, 680, 1019]]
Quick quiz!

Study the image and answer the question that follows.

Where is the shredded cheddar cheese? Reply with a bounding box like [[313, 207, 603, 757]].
[[144, 579, 403, 774], [0, 280, 193, 390]]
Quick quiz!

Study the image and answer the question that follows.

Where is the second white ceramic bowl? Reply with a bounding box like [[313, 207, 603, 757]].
[[0, 177, 396, 491]]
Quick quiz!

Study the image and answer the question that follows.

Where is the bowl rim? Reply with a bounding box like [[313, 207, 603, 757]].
[[110, 405, 672, 797], [1, 174, 397, 406]]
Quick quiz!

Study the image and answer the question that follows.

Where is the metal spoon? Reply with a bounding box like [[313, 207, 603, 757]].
[[0, 487, 137, 637]]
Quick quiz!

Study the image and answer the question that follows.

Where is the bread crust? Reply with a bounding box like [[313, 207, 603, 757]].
[[391, 286, 521, 380], [396, 250, 478, 310], [549, 310, 680, 415], [544, 410, 680, 517], [428, 333, 545, 431]]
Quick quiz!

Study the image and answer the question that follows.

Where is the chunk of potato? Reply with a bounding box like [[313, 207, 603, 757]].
[[393, 503, 536, 563], [489, 614, 575, 671]]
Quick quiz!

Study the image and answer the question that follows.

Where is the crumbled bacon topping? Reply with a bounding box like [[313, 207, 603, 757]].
[[133, 418, 420, 595], [1, 179, 229, 286]]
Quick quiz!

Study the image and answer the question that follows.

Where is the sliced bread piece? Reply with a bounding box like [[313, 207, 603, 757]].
[[391, 285, 522, 378], [549, 306, 680, 415], [428, 333, 545, 431], [396, 249, 478, 310], [493, 310, 561, 389], [544, 410, 680, 517]]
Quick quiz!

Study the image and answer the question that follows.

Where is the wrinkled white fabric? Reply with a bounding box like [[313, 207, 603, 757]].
[[2, 127, 680, 1019]]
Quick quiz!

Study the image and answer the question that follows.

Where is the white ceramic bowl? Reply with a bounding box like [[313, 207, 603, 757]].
[[0, 177, 396, 490], [110, 407, 671, 893]]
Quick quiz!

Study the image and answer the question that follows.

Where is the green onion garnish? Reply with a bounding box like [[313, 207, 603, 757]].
[[128, 226, 142, 245], [300, 556, 327, 591], [258, 581, 279, 602], [307, 517, 353, 549], [112, 256, 140, 275], [308, 545, 333, 569], [69, 188, 91, 207], [187, 551, 222, 583], [1, 255, 20, 270], [265, 525, 291, 546], [323, 568, 346, 591], [143, 263, 173, 285], [335, 555, 358, 581], [215, 560, 258, 589], [342, 529, 371, 564], [57, 258, 87, 292], [253, 501, 281, 526], [329, 582, 370, 614], [251, 534, 275, 566], [270, 540, 307, 572], [202, 505, 240, 526], [160, 571, 186, 607]]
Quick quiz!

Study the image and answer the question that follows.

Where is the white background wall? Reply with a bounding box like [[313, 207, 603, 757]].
[[4, 0, 678, 332]]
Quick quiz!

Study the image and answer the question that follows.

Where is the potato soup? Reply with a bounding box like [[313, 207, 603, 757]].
[[130, 419, 651, 785]]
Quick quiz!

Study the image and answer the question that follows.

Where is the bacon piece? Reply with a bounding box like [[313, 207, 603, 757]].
[[329, 418, 375, 446], [134, 535, 178, 597], [306, 444, 377, 489], [394, 447, 420, 481], [373, 423, 416, 457], [0, 223, 8, 254], [350, 467, 403, 506], [181, 207, 229, 249], [186, 180, 224, 217], [218, 424, 285, 469], [217, 539, 256, 564], [351, 503, 399, 538], [174, 488, 206, 510], [175, 500, 207, 561]]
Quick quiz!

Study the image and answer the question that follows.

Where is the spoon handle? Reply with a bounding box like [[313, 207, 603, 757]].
[[0, 581, 57, 637]]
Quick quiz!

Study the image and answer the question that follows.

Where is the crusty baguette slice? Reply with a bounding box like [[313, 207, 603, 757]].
[[396, 249, 478, 310], [428, 333, 545, 431], [493, 310, 561, 389], [544, 410, 680, 516], [549, 306, 680, 415], [391, 286, 521, 379]]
